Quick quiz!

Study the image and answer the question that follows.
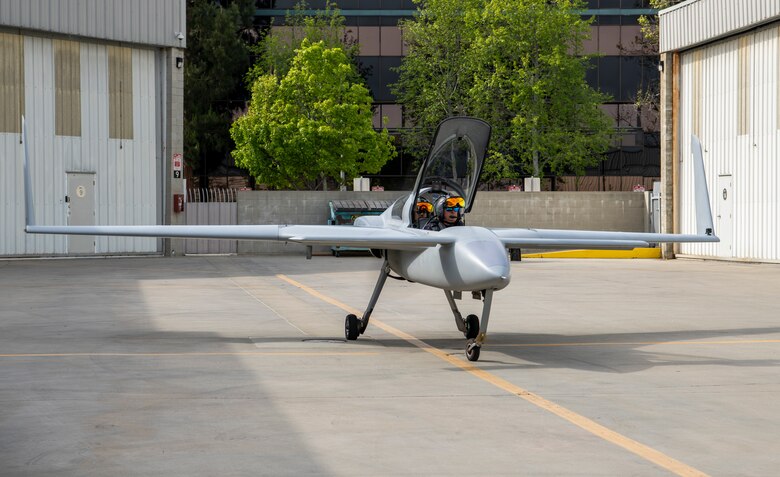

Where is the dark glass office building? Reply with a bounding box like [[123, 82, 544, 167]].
[[254, 0, 661, 190]]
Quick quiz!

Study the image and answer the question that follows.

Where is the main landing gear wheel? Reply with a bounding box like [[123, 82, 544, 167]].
[[466, 342, 481, 361], [465, 314, 480, 340], [345, 314, 360, 340]]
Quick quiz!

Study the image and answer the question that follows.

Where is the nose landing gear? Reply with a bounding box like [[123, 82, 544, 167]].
[[444, 288, 494, 361]]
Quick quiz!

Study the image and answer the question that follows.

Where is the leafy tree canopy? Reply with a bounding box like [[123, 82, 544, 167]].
[[471, 0, 613, 178], [392, 0, 482, 158], [394, 0, 614, 180], [231, 40, 395, 190]]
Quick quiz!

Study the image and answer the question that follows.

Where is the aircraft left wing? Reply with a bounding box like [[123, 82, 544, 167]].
[[490, 228, 717, 249]]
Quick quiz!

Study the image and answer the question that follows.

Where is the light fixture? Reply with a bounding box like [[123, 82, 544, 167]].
[[176, 57, 183, 69], [657, 61, 664, 72]]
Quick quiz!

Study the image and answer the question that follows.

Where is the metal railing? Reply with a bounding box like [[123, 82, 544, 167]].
[[187, 188, 238, 203]]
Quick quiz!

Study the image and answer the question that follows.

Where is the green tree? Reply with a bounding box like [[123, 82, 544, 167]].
[[394, 0, 613, 181], [471, 0, 613, 178], [184, 0, 257, 183], [392, 0, 482, 159], [230, 40, 395, 190]]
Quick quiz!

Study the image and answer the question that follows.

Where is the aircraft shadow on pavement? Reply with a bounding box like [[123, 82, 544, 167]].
[[232, 326, 780, 373], [421, 326, 780, 372]]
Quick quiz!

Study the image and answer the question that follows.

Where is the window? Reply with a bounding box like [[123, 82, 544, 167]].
[[55, 40, 81, 137], [108, 46, 133, 140], [0, 32, 24, 134]]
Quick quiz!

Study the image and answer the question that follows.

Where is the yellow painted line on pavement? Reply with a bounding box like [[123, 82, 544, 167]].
[[0, 352, 377, 358], [277, 273, 709, 477], [494, 339, 780, 348], [522, 248, 662, 259]]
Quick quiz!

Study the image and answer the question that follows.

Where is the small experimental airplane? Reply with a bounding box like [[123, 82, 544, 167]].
[[23, 116, 719, 361]]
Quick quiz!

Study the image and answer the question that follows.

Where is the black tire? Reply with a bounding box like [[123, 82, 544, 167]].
[[465, 314, 480, 340], [345, 314, 360, 340], [466, 343, 481, 361]]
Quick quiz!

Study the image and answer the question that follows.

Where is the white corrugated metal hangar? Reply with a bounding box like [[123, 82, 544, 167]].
[[659, 0, 780, 262], [0, 0, 185, 257]]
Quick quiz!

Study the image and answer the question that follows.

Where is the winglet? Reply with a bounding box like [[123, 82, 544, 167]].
[[691, 135, 714, 236], [22, 116, 36, 228]]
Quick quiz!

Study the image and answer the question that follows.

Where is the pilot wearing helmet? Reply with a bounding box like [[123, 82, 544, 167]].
[[422, 195, 465, 231], [414, 200, 434, 228]]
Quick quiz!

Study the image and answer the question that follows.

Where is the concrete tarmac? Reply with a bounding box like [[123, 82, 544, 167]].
[[1, 255, 779, 476]]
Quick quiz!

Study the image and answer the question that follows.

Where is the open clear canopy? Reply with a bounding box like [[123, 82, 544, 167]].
[[410, 117, 492, 217]]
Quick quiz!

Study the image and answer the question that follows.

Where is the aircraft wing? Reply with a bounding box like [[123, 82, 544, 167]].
[[24, 224, 456, 250], [490, 228, 718, 249]]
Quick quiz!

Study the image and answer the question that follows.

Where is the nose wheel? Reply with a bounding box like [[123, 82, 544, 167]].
[[463, 290, 493, 361], [466, 341, 481, 361], [444, 289, 494, 361]]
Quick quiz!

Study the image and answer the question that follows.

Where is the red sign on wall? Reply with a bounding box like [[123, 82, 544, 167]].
[[172, 153, 183, 178]]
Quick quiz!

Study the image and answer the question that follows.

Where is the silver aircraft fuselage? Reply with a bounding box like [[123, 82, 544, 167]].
[[387, 226, 511, 292], [356, 194, 511, 292]]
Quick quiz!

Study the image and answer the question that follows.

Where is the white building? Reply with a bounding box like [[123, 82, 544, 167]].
[[0, 0, 186, 257], [659, 0, 780, 261]]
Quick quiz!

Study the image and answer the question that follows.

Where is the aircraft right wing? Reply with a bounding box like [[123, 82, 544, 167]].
[[24, 223, 457, 250]]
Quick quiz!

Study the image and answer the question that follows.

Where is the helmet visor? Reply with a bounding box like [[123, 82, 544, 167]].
[[444, 197, 465, 211], [417, 202, 433, 213]]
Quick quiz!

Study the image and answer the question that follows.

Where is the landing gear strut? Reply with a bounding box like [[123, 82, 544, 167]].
[[345, 260, 390, 341], [444, 288, 494, 361]]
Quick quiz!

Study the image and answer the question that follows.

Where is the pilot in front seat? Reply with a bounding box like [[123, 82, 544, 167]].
[[422, 195, 465, 231]]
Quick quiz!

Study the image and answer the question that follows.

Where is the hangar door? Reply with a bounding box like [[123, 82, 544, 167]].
[[67, 173, 95, 254], [678, 26, 780, 261], [717, 175, 732, 257]]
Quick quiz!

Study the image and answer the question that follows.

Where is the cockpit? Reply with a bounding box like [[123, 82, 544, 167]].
[[408, 117, 492, 228]]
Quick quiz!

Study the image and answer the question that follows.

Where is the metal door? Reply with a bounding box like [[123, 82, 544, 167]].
[[67, 173, 95, 254], [717, 175, 733, 257]]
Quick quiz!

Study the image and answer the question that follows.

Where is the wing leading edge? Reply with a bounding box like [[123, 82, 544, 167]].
[[24, 224, 456, 249], [491, 228, 717, 249]]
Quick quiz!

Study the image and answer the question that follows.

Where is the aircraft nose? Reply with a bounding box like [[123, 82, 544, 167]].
[[459, 239, 512, 290], [487, 265, 511, 290]]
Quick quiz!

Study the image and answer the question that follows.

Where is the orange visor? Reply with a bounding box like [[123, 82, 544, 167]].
[[417, 202, 433, 213], [444, 197, 465, 209]]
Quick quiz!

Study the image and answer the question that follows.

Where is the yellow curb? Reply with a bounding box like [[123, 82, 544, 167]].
[[521, 248, 661, 259]]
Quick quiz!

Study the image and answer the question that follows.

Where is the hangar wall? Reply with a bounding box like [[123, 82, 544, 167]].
[[0, 34, 159, 256], [677, 25, 779, 261], [0, 0, 185, 257], [660, 0, 780, 262]]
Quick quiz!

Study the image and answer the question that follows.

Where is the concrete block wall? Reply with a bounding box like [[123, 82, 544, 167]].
[[468, 192, 649, 231], [237, 191, 401, 254], [237, 191, 649, 255]]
